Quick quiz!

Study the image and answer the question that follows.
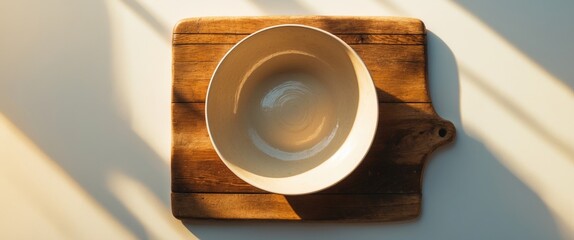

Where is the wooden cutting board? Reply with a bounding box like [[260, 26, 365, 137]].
[[171, 16, 455, 221]]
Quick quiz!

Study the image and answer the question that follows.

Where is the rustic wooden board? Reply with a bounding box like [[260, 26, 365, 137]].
[[171, 16, 455, 221]]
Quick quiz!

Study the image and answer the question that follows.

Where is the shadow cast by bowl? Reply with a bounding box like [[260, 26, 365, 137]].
[[283, 87, 455, 220]]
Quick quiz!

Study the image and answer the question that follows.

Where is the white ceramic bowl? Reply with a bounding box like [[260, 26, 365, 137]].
[[205, 24, 378, 195]]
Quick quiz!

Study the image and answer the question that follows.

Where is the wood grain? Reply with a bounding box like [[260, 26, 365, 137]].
[[172, 193, 421, 221], [171, 17, 455, 221], [173, 34, 425, 45], [173, 16, 425, 34], [173, 44, 424, 62], [172, 52, 428, 103], [172, 103, 455, 194]]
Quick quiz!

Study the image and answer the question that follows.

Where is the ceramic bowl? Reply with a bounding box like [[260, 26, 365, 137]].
[[205, 24, 378, 195]]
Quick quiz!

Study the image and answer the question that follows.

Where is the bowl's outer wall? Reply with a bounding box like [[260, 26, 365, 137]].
[[205, 24, 377, 195]]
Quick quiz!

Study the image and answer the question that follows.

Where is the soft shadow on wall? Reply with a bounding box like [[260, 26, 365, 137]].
[[0, 1, 171, 239]]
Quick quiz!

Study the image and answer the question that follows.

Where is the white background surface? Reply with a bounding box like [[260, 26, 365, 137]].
[[1, 1, 573, 239]]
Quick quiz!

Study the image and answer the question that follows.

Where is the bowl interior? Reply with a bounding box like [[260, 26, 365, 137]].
[[206, 25, 377, 195]]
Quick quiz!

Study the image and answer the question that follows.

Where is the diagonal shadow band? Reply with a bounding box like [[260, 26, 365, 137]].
[[0, 1, 170, 239]]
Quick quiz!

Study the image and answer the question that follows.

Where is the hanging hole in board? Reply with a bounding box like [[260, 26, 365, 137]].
[[438, 128, 447, 138]]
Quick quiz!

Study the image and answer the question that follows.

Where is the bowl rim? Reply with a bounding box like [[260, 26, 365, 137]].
[[204, 24, 379, 195]]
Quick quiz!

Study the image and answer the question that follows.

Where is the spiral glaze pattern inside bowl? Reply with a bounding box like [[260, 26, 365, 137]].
[[205, 24, 378, 195]]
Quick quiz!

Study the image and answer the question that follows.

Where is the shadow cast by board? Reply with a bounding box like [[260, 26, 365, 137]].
[[184, 31, 563, 240]]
